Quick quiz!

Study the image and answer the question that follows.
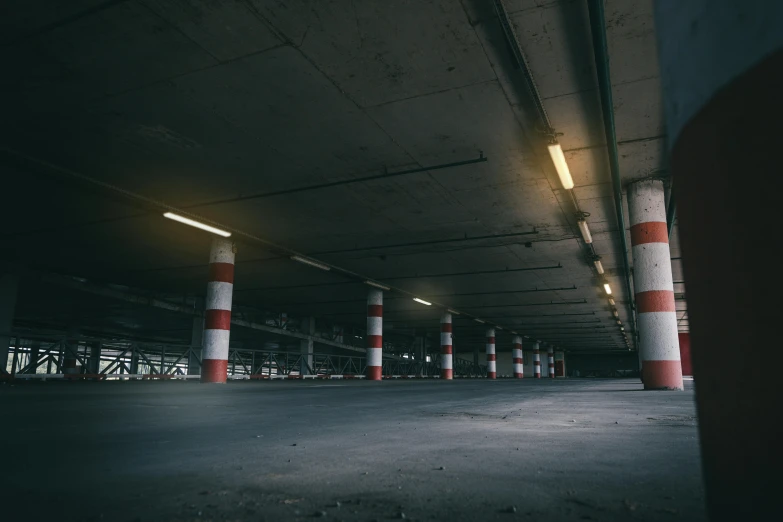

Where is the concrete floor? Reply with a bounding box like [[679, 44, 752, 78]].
[[0, 379, 705, 521]]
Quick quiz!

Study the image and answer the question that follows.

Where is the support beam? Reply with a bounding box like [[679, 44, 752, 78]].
[[440, 313, 453, 380], [627, 180, 683, 390], [512, 336, 523, 379], [655, 2, 783, 517], [299, 316, 314, 376], [202, 237, 235, 384], [188, 312, 203, 376], [88, 341, 101, 374], [485, 328, 496, 379], [533, 342, 541, 378], [365, 289, 383, 380]]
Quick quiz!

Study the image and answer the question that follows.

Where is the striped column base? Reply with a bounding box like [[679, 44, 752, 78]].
[[201, 359, 228, 383], [514, 372, 523, 378], [441, 369, 453, 379], [487, 372, 496, 379], [641, 360, 684, 390], [366, 366, 382, 380]]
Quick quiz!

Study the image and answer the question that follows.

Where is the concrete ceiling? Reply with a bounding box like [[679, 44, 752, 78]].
[[0, 0, 685, 353]]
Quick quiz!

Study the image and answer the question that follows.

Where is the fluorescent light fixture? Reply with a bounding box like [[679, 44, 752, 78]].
[[613, 310, 619, 318], [496, 326, 503, 331], [413, 297, 432, 306], [620, 326, 625, 331], [291, 255, 331, 271], [616, 320, 622, 325], [364, 280, 390, 291], [474, 319, 486, 324], [447, 309, 461, 315], [608, 298, 615, 306], [163, 212, 231, 237], [603, 283, 612, 295], [577, 219, 593, 244], [593, 258, 604, 274], [547, 142, 574, 190]]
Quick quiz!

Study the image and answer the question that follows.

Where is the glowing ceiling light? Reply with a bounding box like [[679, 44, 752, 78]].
[[547, 142, 574, 190], [608, 298, 615, 306], [593, 258, 604, 274], [577, 219, 593, 244], [291, 255, 331, 271], [474, 319, 486, 324], [603, 283, 612, 295], [163, 212, 231, 237], [413, 298, 432, 306], [447, 309, 461, 315], [613, 310, 619, 318], [364, 280, 390, 291]]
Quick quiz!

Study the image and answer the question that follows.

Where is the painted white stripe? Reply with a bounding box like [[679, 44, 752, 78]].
[[366, 347, 382, 367], [209, 237, 235, 264], [512, 349, 522, 358], [367, 316, 383, 335], [441, 332, 452, 346], [638, 312, 681, 361], [440, 312, 452, 324], [487, 361, 496, 372], [628, 181, 667, 224], [206, 281, 234, 311], [441, 355, 453, 370], [367, 288, 383, 306], [632, 242, 675, 293], [203, 329, 230, 360]]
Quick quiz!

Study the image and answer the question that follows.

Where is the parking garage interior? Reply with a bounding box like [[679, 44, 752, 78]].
[[1, 1, 780, 521]]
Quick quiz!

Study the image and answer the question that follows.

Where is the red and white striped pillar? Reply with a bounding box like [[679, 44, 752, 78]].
[[366, 288, 383, 380], [533, 342, 541, 378], [201, 237, 235, 384], [440, 312, 453, 380], [512, 335, 523, 378], [628, 179, 684, 390], [485, 328, 496, 379], [547, 345, 555, 378]]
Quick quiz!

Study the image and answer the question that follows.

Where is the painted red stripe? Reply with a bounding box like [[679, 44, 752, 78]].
[[636, 290, 677, 313], [630, 221, 668, 246], [367, 304, 383, 317], [201, 359, 228, 383], [548, 363, 554, 368], [366, 366, 382, 380], [205, 309, 231, 330], [513, 358, 522, 363], [209, 262, 235, 284], [487, 337, 495, 344], [534, 361, 541, 366], [641, 360, 684, 390], [514, 373, 523, 378], [487, 372, 496, 379], [441, 323, 453, 333], [367, 335, 382, 348], [514, 344, 521, 349], [441, 346, 453, 354], [487, 354, 496, 361], [441, 369, 453, 379]]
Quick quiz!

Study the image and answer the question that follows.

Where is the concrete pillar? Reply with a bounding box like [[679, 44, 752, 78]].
[[202, 237, 235, 383], [533, 342, 541, 378], [440, 313, 453, 380], [547, 345, 555, 378], [485, 328, 496, 379], [0, 272, 18, 374], [28, 341, 40, 374], [300, 316, 314, 375], [627, 179, 683, 390], [365, 288, 383, 380], [130, 345, 139, 374], [655, 3, 783, 517], [188, 314, 204, 375], [512, 335, 523, 378], [88, 341, 101, 374], [63, 327, 79, 375]]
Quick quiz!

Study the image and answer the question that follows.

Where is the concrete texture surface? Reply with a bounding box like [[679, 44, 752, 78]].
[[0, 379, 705, 521]]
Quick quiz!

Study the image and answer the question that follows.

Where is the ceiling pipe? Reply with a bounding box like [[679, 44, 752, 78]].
[[586, 0, 637, 341]]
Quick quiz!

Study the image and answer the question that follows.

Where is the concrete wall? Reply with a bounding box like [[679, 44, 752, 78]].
[[566, 353, 639, 377]]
